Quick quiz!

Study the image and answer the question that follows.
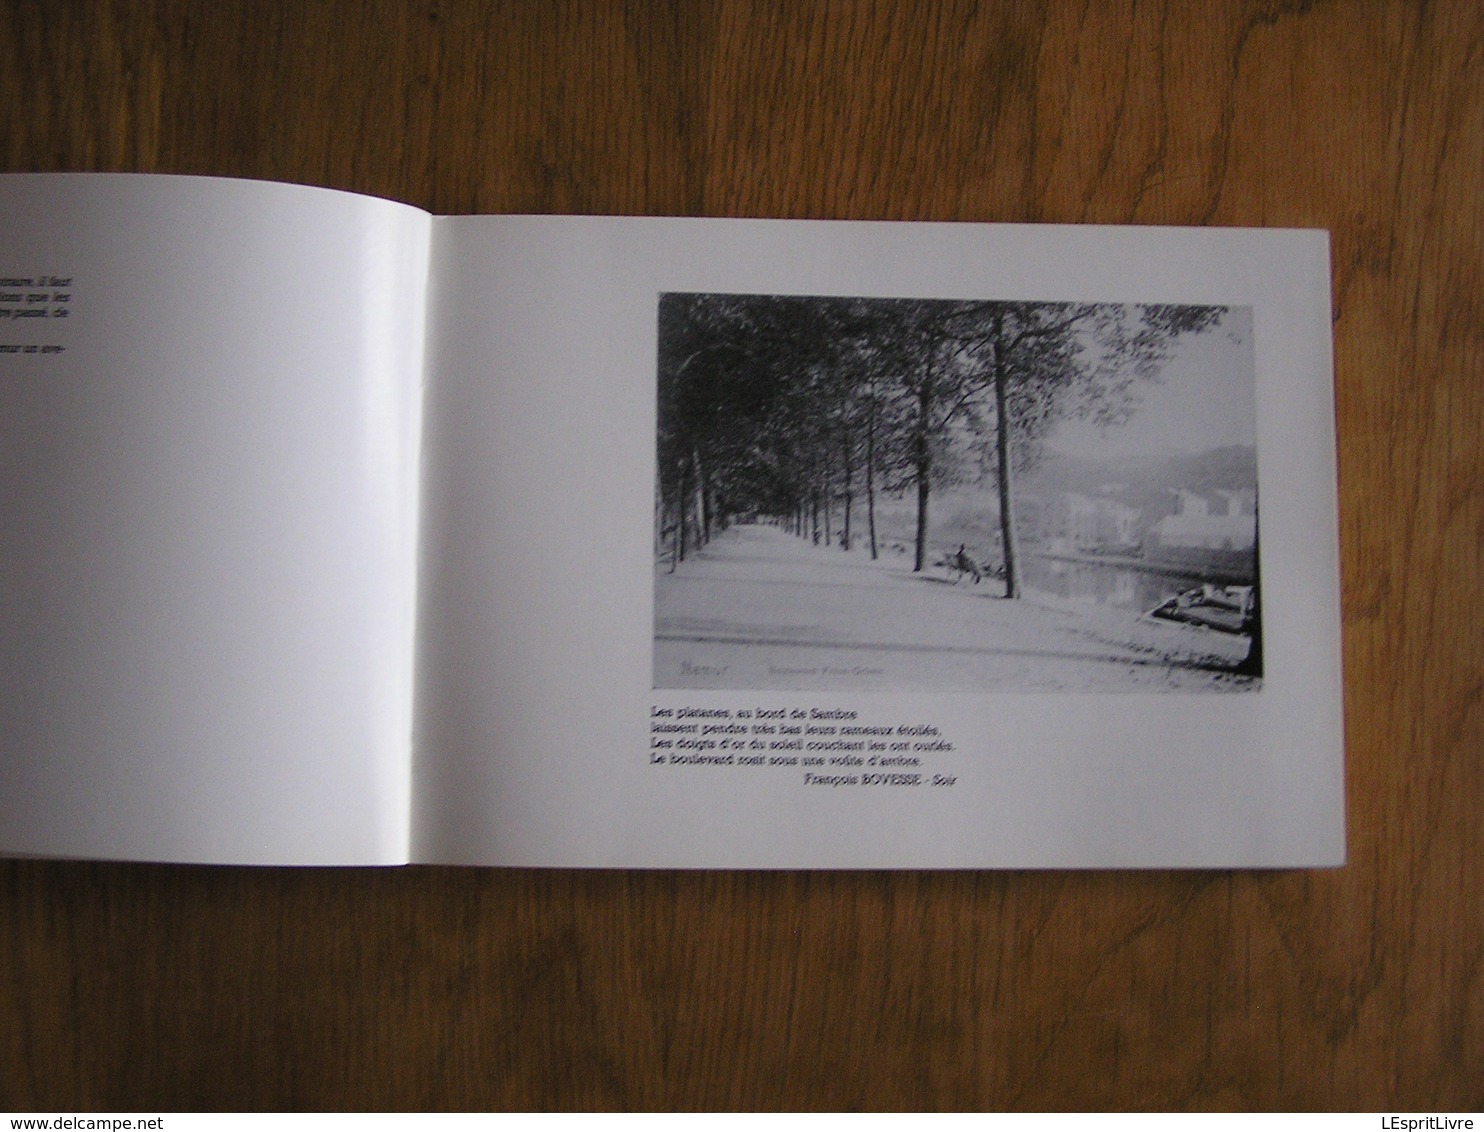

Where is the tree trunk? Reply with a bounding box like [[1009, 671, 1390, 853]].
[[993, 326, 1021, 599], [912, 377, 933, 573], [675, 459, 689, 566], [668, 469, 683, 573], [840, 426, 853, 550], [691, 448, 709, 547], [866, 385, 878, 559], [822, 444, 833, 547], [914, 463, 930, 572]]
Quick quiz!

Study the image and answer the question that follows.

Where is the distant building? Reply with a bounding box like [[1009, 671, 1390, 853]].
[[1154, 489, 1256, 551], [1042, 492, 1142, 553]]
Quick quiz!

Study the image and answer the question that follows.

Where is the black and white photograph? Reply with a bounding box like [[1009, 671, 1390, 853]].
[[654, 292, 1262, 692]]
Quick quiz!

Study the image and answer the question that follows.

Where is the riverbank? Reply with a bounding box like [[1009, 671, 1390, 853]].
[[655, 525, 1257, 693]]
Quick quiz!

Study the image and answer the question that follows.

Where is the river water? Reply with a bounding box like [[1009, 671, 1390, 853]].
[[1019, 554, 1228, 613]]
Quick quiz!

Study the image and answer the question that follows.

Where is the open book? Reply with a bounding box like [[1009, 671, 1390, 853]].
[[0, 175, 1343, 867]]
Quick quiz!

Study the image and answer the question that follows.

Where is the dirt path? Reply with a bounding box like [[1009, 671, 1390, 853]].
[[654, 524, 1256, 692]]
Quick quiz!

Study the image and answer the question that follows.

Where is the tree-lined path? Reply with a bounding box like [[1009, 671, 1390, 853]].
[[653, 523, 1252, 692], [656, 293, 1225, 600]]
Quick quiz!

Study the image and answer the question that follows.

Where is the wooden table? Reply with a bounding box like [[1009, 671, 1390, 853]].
[[2, 0, 1480, 1111]]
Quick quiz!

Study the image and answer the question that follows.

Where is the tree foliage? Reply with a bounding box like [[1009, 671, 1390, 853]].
[[656, 292, 1225, 595]]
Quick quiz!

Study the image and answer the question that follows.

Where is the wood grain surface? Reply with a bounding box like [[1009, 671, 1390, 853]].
[[1, 0, 1480, 1112]]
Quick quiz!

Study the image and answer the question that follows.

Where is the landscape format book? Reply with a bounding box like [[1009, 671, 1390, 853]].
[[0, 174, 1344, 868]]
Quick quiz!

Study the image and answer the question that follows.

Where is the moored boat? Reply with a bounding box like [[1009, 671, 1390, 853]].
[[1147, 583, 1255, 634]]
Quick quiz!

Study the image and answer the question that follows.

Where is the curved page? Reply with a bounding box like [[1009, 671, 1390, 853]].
[[0, 175, 428, 864]]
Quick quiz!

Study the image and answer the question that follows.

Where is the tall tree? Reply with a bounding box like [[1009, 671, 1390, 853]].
[[845, 299, 992, 572], [952, 301, 1226, 597]]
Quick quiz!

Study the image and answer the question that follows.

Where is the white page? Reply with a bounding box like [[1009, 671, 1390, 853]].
[[415, 215, 1342, 868], [0, 175, 429, 864]]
